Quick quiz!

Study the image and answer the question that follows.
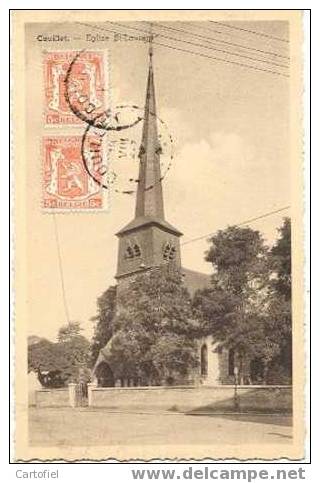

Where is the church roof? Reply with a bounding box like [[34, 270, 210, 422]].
[[116, 215, 183, 237], [182, 267, 212, 296]]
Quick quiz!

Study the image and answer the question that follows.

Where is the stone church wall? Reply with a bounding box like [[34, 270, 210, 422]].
[[197, 336, 254, 386], [198, 336, 233, 385]]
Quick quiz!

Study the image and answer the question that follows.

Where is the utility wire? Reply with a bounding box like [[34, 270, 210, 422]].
[[209, 21, 289, 43], [109, 21, 288, 69], [181, 206, 291, 246], [77, 22, 289, 78], [53, 214, 71, 325], [179, 22, 290, 59], [147, 21, 290, 61]]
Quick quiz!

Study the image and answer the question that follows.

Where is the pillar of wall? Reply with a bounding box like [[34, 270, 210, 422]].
[[87, 382, 97, 406], [68, 383, 77, 408]]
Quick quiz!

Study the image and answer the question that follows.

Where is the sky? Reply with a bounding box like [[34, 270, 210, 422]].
[[25, 20, 290, 341]]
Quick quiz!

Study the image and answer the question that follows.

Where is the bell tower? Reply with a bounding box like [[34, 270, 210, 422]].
[[115, 42, 182, 289]]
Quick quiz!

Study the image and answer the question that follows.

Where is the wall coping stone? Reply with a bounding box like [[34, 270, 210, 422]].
[[36, 388, 68, 392], [91, 385, 292, 392]]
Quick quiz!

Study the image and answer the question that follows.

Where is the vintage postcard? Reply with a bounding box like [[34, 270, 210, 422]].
[[11, 10, 306, 461]]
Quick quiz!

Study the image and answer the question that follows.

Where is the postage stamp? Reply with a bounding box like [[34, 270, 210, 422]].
[[43, 50, 105, 125], [42, 136, 104, 210]]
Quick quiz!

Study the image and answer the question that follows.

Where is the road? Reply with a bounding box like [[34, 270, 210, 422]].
[[29, 407, 292, 447]]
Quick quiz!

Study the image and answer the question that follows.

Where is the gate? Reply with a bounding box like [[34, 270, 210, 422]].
[[75, 382, 88, 407]]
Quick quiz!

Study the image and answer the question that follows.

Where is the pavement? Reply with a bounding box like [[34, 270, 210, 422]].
[[29, 407, 292, 447]]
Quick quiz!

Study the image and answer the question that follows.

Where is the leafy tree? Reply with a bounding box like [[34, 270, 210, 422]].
[[194, 221, 292, 384], [193, 226, 271, 381], [57, 321, 82, 342], [269, 217, 291, 300], [106, 266, 199, 385], [90, 286, 117, 367], [28, 338, 59, 373], [205, 225, 268, 295], [28, 335, 42, 346], [28, 322, 90, 387], [264, 218, 292, 383]]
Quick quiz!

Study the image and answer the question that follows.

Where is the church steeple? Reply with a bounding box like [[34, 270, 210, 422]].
[[135, 41, 164, 219], [115, 42, 182, 283]]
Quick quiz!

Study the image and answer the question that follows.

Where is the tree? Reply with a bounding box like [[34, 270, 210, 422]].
[[205, 225, 268, 295], [193, 225, 271, 381], [269, 217, 291, 300], [28, 322, 91, 387], [28, 338, 60, 373], [90, 286, 117, 367], [106, 266, 199, 385], [194, 221, 292, 384], [264, 218, 292, 383], [57, 321, 83, 342]]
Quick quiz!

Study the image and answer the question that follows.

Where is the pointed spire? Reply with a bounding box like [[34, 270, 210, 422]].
[[134, 39, 165, 219]]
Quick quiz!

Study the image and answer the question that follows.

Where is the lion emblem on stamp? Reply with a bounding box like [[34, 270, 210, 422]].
[[43, 136, 104, 210], [44, 51, 105, 125]]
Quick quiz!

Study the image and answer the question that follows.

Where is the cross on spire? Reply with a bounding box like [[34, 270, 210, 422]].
[[149, 33, 153, 59]]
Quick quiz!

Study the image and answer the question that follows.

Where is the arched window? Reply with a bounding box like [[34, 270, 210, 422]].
[[133, 244, 141, 257], [163, 242, 176, 261], [125, 243, 141, 259], [163, 242, 170, 259], [200, 344, 208, 376], [168, 246, 176, 260], [125, 246, 134, 259], [228, 349, 235, 376]]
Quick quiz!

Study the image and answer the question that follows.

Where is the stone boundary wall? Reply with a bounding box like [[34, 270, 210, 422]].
[[89, 385, 292, 413], [33, 385, 292, 413], [35, 388, 69, 407]]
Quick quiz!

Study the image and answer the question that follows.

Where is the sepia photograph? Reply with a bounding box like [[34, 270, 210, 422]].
[[11, 9, 306, 461]]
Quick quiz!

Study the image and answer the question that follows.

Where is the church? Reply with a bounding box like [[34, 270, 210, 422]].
[[93, 46, 240, 387]]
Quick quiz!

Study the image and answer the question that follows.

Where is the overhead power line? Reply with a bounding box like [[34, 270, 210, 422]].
[[181, 206, 291, 246], [209, 21, 289, 43], [53, 214, 71, 325], [178, 21, 289, 59], [77, 22, 289, 78], [110, 21, 288, 69], [148, 21, 290, 61]]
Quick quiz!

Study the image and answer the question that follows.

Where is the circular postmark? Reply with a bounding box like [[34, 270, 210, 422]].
[[64, 50, 143, 132], [81, 105, 175, 194], [64, 50, 175, 194]]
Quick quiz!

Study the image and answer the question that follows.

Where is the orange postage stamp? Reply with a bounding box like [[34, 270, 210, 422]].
[[43, 136, 104, 211], [44, 50, 106, 126]]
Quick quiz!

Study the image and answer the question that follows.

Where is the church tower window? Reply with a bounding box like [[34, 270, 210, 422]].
[[163, 242, 176, 261], [133, 244, 141, 257], [125, 246, 134, 259], [124, 243, 141, 259]]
